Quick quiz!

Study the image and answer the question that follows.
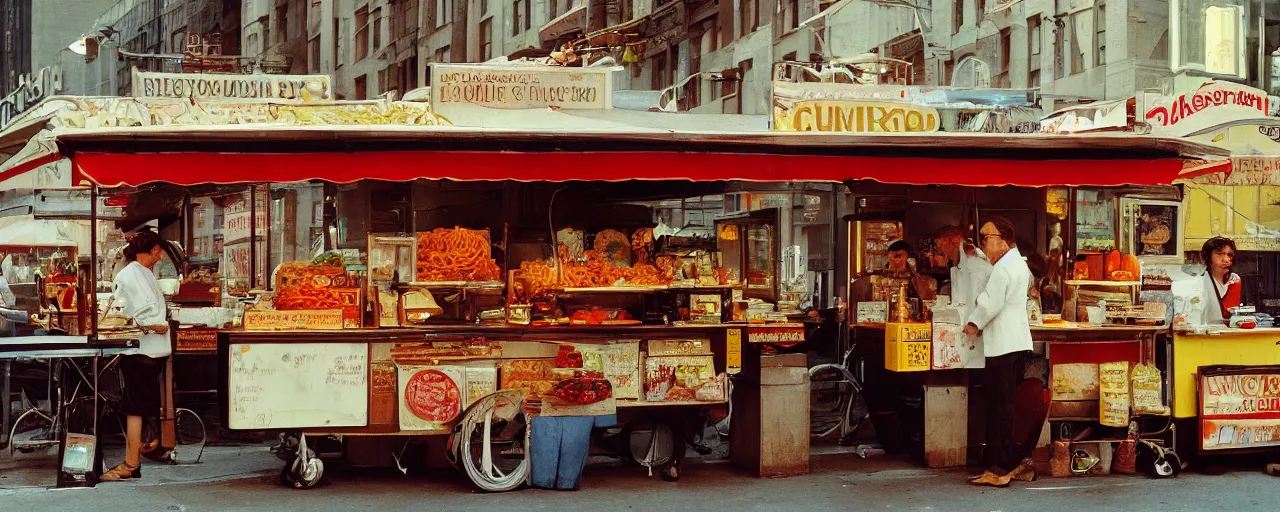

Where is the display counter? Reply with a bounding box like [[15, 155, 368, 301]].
[[1171, 328, 1280, 420]]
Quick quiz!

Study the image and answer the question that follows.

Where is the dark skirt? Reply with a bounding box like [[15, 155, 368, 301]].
[[119, 355, 166, 417]]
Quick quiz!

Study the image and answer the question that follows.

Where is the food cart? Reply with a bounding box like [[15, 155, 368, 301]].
[[27, 115, 1223, 490], [843, 178, 1213, 475]]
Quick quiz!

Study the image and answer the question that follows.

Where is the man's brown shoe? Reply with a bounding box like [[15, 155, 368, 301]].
[[969, 470, 1011, 487], [1008, 458, 1037, 482]]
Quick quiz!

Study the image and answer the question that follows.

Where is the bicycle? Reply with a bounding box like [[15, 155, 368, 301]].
[[809, 343, 871, 446]]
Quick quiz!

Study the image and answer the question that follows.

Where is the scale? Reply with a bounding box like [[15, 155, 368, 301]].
[[1227, 306, 1258, 329]]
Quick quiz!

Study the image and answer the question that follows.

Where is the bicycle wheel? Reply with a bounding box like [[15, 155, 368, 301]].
[[170, 408, 207, 464], [8, 407, 54, 455], [809, 364, 852, 438], [622, 420, 685, 475]]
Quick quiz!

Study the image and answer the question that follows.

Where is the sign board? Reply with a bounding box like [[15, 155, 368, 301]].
[[222, 193, 268, 243], [176, 328, 218, 352], [242, 309, 344, 330], [1199, 365, 1280, 451], [131, 68, 333, 102], [1144, 81, 1270, 137], [746, 325, 807, 344], [227, 342, 368, 429], [429, 64, 613, 119], [0, 65, 61, 130], [773, 99, 940, 133]]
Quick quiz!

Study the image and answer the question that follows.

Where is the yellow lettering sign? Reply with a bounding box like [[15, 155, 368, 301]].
[[774, 100, 940, 133]]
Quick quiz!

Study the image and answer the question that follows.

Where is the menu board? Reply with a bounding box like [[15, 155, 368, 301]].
[[1199, 365, 1280, 451], [228, 343, 368, 430]]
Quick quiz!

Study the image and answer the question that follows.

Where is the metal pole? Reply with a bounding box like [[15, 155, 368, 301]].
[[90, 186, 98, 338]]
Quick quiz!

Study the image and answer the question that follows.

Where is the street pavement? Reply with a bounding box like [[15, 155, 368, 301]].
[[2, 445, 1277, 511]]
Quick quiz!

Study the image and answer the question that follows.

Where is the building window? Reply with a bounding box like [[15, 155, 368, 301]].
[[1095, 3, 1106, 66], [953, 0, 964, 34], [997, 28, 1011, 87], [652, 53, 669, 90], [513, 0, 523, 35], [480, 18, 493, 61], [740, 0, 758, 38], [1028, 15, 1041, 86], [481, 0, 489, 14], [1171, 0, 1247, 78], [977, 0, 986, 19], [393, 0, 419, 39], [373, 7, 382, 49], [787, 0, 799, 30], [355, 7, 370, 62], [1070, 11, 1085, 74], [276, 4, 289, 45], [1054, 17, 1065, 79], [621, 0, 633, 22], [333, 17, 342, 68], [436, 0, 453, 28], [310, 36, 320, 73], [355, 75, 368, 99]]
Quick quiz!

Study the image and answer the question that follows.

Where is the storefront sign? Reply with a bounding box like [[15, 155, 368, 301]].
[[243, 309, 344, 330], [1200, 366, 1280, 451], [774, 100, 940, 133], [132, 68, 333, 102], [176, 328, 218, 352], [746, 325, 807, 344], [429, 64, 612, 119], [0, 65, 61, 129], [1144, 81, 1269, 137]]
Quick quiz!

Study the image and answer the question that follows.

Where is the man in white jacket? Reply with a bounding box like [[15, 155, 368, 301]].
[[963, 218, 1035, 487]]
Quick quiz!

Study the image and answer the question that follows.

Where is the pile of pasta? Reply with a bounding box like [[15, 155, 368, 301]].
[[274, 281, 344, 310], [560, 249, 672, 288], [416, 227, 502, 282]]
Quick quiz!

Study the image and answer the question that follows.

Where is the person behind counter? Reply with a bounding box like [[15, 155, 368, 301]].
[[850, 240, 937, 314], [963, 218, 1035, 487], [101, 230, 172, 482], [1201, 236, 1241, 326]]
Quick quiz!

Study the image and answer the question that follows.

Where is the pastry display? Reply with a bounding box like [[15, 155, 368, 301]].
[[415, 227, 502, 282]]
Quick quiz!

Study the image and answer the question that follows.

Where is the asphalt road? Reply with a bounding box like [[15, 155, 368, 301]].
[[2, 452, 1277, 512]]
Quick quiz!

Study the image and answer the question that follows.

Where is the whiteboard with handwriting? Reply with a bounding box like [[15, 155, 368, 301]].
[[228, 343, 368, 430]]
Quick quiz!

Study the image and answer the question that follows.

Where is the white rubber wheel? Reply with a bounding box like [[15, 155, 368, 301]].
[[457, 391, 528, 492], [282, 450, 323, 489]]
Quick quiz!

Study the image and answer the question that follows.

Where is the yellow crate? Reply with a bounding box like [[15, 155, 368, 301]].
[[885, 322, 932, 343], [886, 340, 932, 372]]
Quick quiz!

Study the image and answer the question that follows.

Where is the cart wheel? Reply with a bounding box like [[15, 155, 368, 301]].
[[281, 451, 323, 489], [1151, 452, 1181, 478]]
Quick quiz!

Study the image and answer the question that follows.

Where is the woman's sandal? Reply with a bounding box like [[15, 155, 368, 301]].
[[100, 462, 141, 481]]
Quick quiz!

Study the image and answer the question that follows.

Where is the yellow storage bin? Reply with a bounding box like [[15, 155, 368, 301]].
[[885, 322, 931, 372]]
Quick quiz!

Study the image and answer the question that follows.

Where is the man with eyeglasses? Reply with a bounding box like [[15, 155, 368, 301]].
[[963, 217, 1035, 487]]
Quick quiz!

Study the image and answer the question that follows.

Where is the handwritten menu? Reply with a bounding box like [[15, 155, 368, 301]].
[[228, 343, 368, 429]]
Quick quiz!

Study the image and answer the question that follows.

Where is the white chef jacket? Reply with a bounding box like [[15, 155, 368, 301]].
[[113, 261, 171, 358], [966, 246, 1033, 358]]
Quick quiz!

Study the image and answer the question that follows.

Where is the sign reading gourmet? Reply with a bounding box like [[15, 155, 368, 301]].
[[428, 64, 612, 118], [132, 68, 333, 102], [1144, 81, 1269, 137], [1199, 365, 1280, 451], [774, 100, 940, 133]]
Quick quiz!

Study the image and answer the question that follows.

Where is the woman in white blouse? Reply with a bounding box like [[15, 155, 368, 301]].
[[101, 230, 172, 482]]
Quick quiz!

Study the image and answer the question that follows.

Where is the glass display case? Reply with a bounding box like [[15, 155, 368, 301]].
[[715, 209, 779, 301]]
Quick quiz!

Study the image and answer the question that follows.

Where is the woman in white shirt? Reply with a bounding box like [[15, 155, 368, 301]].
[[102, 230, 172, 482]]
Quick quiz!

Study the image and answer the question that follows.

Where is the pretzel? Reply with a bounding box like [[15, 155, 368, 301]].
[[415, 227, 502, 282]]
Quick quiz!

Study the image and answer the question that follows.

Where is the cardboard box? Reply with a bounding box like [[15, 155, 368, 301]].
[[886, 339, 931, 372]]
